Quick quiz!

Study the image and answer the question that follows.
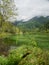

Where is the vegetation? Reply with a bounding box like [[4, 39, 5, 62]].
[[18, 47, 49, 65], [0, 17, 49, 65], [0, 31, 49, 65], [15, 16, 49, 32], [0, 46, 49, 65], [0, 0, 49, 65], [0, 0, 16, 21], [0, 16, 49, 64]]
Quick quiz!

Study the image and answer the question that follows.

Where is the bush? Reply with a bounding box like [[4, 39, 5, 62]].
[[7, 45, 33, 65], [0, 46, 49, 65], [18, 47, 49, 65], [0, 56, 8, 65]]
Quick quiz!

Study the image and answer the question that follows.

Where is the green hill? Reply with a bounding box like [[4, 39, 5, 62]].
[[14, 16, 49, 32]]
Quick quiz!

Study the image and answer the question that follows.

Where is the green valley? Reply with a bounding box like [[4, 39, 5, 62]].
[[0, 0, 49, 65]]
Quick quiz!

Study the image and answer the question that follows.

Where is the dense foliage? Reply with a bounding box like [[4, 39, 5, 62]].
[[15, 16, 49, 32], [0, 1, 49, 65], [0, 46, 49, 65], [0, 0, 16, 21], [18, 47, 49, 65]]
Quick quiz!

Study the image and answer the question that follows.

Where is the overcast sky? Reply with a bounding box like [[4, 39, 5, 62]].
[[14, 0, 49, 21]]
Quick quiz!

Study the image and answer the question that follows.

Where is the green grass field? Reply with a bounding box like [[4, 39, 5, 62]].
[[9, 32, 49, 50], [0, 32, 49, 65]]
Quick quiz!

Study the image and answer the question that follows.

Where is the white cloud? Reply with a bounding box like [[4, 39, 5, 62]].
[[14, 0, 49, 20]]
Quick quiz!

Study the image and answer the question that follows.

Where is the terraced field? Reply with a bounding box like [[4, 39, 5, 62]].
[[10, 32, 49, 50]]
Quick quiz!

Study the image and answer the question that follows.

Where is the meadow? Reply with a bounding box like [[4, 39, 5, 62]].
[[9, 32, 49, 50], [0, 32, 49, 65]]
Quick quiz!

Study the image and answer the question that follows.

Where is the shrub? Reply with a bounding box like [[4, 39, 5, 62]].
[[7, 45, 33, 65], [18, 47, 49, 65], [0, 45, 49, 65], [0, 56, 8, 65]]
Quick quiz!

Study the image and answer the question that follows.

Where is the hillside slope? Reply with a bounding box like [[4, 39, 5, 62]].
[[14, 16, 49, 32]]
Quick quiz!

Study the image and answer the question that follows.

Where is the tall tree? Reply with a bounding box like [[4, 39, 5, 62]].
[[0, 0, 17, 21], [0, 0, 17, 33]]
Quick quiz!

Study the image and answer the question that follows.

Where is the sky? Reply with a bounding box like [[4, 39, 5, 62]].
[[14, 0, 49, 21]]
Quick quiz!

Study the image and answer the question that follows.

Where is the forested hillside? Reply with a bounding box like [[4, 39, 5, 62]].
[[15, 16, 49, 32]]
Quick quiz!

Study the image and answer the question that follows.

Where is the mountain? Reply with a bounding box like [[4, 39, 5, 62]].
[[14, 16, 49, 25], [13, 16, 49, 32]]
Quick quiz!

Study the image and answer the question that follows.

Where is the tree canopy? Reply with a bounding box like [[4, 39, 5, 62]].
[[0, 0, 17, 21]]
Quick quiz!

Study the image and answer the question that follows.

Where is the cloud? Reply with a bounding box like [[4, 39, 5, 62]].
[[15, 0, 49, 20]]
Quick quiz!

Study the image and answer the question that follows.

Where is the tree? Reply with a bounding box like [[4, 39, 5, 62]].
[[44, 21, 49, 31], [0, 0, 17, 34], [0, 0, 17, 21]]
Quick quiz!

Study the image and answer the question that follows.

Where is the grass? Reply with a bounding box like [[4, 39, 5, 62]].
[[0, 32, 49, 55], [9, 32, 49, 50], [0, 32, 49, 65]]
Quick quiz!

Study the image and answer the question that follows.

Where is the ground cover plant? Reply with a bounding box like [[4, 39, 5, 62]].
[[0, 45, 49, 65]]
